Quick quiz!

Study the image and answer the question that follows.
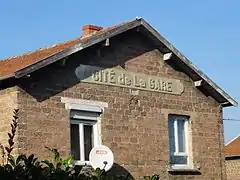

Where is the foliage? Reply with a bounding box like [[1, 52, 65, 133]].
[[42, 147, 74, 170], [144, 174, 160, 180], [0, 110, 160, 179], [0, 109, 19, 165]]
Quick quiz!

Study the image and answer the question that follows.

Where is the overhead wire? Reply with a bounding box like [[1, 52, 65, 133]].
[[223, 118, 240, 122]]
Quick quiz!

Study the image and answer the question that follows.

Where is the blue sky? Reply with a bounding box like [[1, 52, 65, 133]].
[[0, 0, 239, 143]]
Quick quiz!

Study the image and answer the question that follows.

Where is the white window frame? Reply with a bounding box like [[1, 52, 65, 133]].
[[70, 119, 99, 163], [169, 116, 189, 169], [69, 104, 103, 165]]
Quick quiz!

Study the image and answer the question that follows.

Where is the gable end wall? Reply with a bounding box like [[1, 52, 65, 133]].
[[2, 32, 227, 179]]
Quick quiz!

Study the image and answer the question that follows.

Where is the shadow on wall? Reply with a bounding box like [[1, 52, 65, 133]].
[[107, 163, 134, 179], [74, 163, 134, 179], [168, 170, 201, 176], [18, 31, 156, 102]]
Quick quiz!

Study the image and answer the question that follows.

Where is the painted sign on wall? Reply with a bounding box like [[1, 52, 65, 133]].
[[76, 64, 184, 95]]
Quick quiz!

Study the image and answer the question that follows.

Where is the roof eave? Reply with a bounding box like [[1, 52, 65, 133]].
[[0, 74, 14, 81], [225, 155, 240, 160], [14, 19, 142, 79], [225, 135, 240, 146], [222, 102, 236, 107], [139, 19, 238, 107], [7, 18, 237, 107]]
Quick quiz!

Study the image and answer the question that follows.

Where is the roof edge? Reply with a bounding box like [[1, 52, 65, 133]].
[[139, 19, 238, 107], [14, 19, 142, 79], [225, 155, 240, 160], [225, 135, 240, 146], [1, 18, 237, 107], [0, 74, 14, 81]]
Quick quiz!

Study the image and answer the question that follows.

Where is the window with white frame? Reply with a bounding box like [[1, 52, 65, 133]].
[[70, 108, 101, 162], [168, 115, 189, 168]]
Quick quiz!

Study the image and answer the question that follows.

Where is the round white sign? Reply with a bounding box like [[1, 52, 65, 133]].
[[89, 145, 114, 172]]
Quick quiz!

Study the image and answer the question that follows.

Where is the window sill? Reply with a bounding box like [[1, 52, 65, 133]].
[[168, 168, 200, 173]]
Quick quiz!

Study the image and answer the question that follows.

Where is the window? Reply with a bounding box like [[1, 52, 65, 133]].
[[70, 109, 100, 162], [168, 115, 189, 168]]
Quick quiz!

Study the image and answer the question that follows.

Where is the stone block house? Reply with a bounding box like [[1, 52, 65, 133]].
[[225, 135, 240, 180], [0, 18, 238, 179]]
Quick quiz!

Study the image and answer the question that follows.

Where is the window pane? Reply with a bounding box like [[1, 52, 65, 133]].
[[177, 120, 185, 152], [84, 125, 93, 161], [168, 119, 175, 154], [70, 124, 80, 160], [171, 155, 188, 165]]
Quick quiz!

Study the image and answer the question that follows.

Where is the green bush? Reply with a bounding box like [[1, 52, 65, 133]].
[[0, 109, 159, 180]]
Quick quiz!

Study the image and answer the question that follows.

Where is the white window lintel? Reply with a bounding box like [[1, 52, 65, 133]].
[[61, 97, 108, 112]]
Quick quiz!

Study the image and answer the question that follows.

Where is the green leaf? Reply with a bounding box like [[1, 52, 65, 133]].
[[94, 168, 105, 177], [151, 174, 160, 180], [7, 133, 13, 139], [8, 155, 16, 167], [5, 147, 13, 154], [33, 157, 38, 164], [56, 162, 62, 169], [41, 160, 55, 170], [35, 161, 40, 167], [123, 173, 132, 180], [13, 115, 18, 120], [28, 154, 34, 162], [16, 155, 23, 165], [144, 176, 151, 180], [144, 175, 160, 180], [45, 147, 61, 163], [8, 139, 14, 147], [52, 148, 60, 162], [63, 156, 73, 168]]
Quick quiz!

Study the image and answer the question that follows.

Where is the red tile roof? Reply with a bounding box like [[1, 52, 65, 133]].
[[0, 18, 237, 107], [0, 21, 128, 78], [225, 136, 240, 157]]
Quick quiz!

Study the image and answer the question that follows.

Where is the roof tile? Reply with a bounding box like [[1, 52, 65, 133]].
[[225, 136, 240, 157], [0, 20, 130, 78]]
